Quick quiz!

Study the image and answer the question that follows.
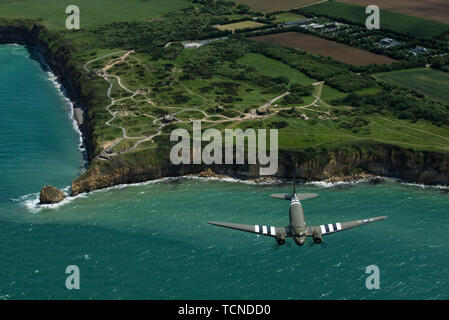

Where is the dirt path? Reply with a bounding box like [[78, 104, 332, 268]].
[[84, 52, 335, 160]]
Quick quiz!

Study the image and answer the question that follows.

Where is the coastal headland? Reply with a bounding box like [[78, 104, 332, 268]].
[[1, 0, 449, 201]]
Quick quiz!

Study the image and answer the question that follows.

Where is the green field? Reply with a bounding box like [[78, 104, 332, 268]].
[[273, 113, 449, 152], [0, 0, 192, 30], [375, 68, 449, 105], [238, 52, 316, 85], [299, 1, 449, 38]]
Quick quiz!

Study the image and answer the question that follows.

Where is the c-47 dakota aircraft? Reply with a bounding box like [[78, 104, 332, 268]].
[[208, 185, 387, 247]]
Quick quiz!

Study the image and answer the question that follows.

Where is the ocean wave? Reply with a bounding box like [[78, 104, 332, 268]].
[[11, 190, 88, 214], [183, 175, 264, 185], [11, 175, 278, 213], [400, 181, 449, 190], [305, 178, 375, 188], [6, 43, 29, 57], [13, 173, 449, 213]]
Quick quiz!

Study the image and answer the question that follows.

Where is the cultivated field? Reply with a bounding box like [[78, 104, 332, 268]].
[[0, 0, 191, 30], [299, 1, 449, 38], [375, 68, 449, 105], [234, 0, 323, 13], [214, 21, 265, 32], [251, 32, 397, 66], [338, 0, 449, 25]]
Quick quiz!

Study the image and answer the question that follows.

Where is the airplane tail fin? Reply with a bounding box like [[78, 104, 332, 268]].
[[270, 193, 318, 200], [270, 176, 318, 200]]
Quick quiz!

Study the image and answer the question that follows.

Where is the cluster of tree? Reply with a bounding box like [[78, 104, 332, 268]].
[[278, 107, 298, 118], [431, 55, 449, 72], [267, 120, 288, 129], [281, 83, 313, 105], [333, 89, 449, 126], [326, 73, 376, 93], [85, 2, 253, 59]]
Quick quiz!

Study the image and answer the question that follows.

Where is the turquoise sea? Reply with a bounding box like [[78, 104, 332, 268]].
[[1, 44, 449, 300]]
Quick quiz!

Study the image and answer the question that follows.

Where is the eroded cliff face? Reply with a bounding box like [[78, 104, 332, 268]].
[[71, 144, 449, 195], [281, 145, 449, 185]]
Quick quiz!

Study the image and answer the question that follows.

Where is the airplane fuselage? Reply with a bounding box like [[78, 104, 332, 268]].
[[289, 195, 307, 246], [209, 190, 387, 247]]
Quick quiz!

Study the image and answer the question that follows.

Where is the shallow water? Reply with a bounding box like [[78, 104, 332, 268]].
[[1, 44, 449, 300]]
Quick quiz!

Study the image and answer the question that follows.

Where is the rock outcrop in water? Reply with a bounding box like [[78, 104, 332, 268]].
[[39, 185, 66, 204]]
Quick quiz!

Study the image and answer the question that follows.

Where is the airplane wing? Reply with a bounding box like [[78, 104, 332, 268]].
[[306, 216, 387, 237], [208, 221, 292, 238]]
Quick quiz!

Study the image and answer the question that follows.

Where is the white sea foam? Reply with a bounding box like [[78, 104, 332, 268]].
[[13, 174, 278, 213], [7, 43, 28, 57], [183, 175, 261, 185], [11, 190, 88, 214], [305, 178, 374, 188], [400, 181, 449, 190]]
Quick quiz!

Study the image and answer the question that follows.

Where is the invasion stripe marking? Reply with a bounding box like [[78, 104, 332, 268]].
[[255, 225, 260, 233], [262, 226, 267, 234], [324, 224, 330, 233], [328, 224, 334, 232], [270, 226, 276, 235], [332, 223, 338, 231], [320, 225, 326, 234], [336, 223, 342, 231]]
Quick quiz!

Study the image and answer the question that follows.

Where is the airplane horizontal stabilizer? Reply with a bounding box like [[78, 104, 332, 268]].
[[270, 193, 318, 200], [270, 193, 292, 200], [297, 193, 319, 200]]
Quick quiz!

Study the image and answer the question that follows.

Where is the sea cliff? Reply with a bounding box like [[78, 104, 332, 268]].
[[70, 143, 449, 195]]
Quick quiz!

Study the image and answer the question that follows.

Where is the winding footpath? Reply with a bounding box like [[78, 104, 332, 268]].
[[83, 51, 332, 160]]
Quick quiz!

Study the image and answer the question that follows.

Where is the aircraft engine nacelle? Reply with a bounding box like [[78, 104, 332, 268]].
[[294, 236, 306, 246], [276, 235, 286, 245], [312, 230, 323, 244]]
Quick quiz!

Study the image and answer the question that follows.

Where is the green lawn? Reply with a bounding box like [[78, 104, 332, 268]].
[[375, 68, 449, 106], [299, 1, 449, 38], [0, 0, 191, 30]]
